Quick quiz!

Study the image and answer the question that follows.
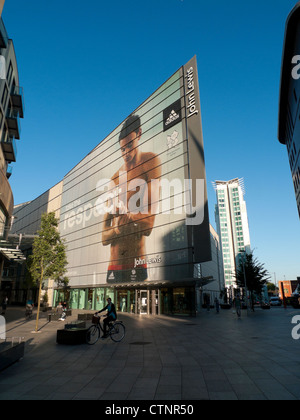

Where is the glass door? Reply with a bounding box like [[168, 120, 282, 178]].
[[139, 290, 148, 314]]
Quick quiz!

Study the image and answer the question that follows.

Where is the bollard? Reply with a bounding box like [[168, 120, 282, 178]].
[[0, 315, 5, 340]]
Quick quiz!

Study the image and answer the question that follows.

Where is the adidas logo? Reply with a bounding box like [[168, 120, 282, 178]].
[[165, 110, 180, 127], [163, 99, 182, 132], [108, 272, 115, 280]]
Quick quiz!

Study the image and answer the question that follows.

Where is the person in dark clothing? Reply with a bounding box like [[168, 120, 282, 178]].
[[1, 296, 8, 316], [96, 298, 117, 338]]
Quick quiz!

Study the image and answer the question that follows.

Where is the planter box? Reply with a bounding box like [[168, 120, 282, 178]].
[[57, 328, 88, 345], [65, 321, 86, 330], [48, 313, 61, 321], [220, 304, 232, 310], [78, 313, 94, 321], [0, 341, 25, 371]]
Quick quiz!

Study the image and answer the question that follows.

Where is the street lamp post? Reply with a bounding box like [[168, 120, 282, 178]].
[[273, 272, 277, 288]]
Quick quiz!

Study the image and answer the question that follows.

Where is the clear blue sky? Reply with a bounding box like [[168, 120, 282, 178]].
[[2, 0, 299, 282]]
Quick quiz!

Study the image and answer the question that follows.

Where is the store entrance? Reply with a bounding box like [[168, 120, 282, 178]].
[[138, 290, 148, 314], [137, 289, 159, 315]]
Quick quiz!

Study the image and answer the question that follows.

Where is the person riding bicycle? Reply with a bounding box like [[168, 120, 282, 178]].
[[96, 298, 117, 338], [25, 299, 34, 318]]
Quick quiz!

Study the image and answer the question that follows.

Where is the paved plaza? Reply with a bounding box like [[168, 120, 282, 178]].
[[1, 305, 300, 400]]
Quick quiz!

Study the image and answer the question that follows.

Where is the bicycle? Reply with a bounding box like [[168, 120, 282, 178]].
[[86, 314, 125, 345], [25, 306, 33, 320]]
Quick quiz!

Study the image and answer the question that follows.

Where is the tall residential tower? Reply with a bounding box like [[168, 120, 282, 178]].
[[214, 178, 251, 289]]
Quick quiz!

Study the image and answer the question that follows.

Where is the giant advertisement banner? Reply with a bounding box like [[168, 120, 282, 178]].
[[60, 56, 211, 287]]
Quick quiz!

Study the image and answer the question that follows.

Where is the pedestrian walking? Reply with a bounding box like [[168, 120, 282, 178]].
[[1, 296, 8, 316], [234, 295, 241, 319], [59, 301, 68, 321], [204, 294, 210, 312], [215, 297, 220, 314]]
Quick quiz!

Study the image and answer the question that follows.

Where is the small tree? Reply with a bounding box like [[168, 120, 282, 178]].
[[28, 212, 68, 332], [267, 282, 276, 293], [235, 252, 270, 311]]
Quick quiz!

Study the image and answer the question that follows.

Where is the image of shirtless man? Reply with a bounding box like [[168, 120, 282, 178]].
[[102, 114, 162, 283]]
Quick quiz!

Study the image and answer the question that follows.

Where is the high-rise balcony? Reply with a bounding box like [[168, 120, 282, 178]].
[[0, 19, 8, 49], [6, 109, 20, 139], [10, 86, 24, 119], [0, 136, 17, 162]]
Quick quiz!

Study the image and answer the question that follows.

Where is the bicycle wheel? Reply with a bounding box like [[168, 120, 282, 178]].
[[86, 325, 100, 345], [109, 322, 125, 342]]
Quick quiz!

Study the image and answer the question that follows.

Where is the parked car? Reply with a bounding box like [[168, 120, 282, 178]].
[[269, 297, 282, 306]]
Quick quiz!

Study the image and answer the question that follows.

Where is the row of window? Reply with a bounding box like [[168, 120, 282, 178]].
[[285, 103, 294, 151], [286, 90, 300, 219], [293, 165, 300, 193], [0, 205, 6, 237], [0, 58, 18, 148], [289, 141, 298, 170]]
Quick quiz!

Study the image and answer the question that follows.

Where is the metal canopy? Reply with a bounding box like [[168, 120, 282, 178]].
[[0, 233, 36, 262], [0, 245, 26, 262], [76, 276, 215, 290]]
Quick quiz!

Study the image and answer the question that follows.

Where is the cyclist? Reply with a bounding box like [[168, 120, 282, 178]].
[[96, 298, 117, 338], [25, 299, 34, 318]]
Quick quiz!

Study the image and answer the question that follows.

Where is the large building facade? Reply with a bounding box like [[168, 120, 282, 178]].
[[214, 178, 251, 290], [278, 2, 300, 218], [0, 14, 25, 296], [9, 57, 224, 315]]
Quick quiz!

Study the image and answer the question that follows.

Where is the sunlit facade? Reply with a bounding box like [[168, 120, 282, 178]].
[[214, 178, 251, 289], [9, 57, 225, 315]]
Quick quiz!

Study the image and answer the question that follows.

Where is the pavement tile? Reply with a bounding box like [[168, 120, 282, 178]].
[[1, 306, 300, 401], [209, 392, 238, 400]]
